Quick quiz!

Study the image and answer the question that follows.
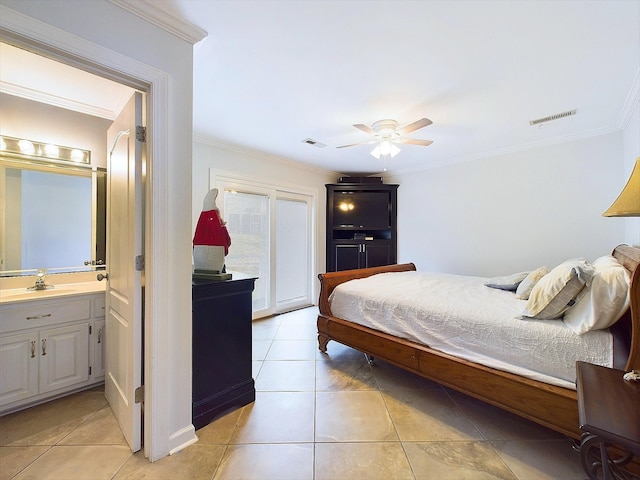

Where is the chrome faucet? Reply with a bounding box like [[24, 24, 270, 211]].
[[28, 269, 53, 291]]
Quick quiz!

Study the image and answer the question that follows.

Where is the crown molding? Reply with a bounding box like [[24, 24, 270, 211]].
[[108, 0, 207, 45], [193, 133, 341, 178], [1, 80, 118, 120], [389, 126, 619, 176]]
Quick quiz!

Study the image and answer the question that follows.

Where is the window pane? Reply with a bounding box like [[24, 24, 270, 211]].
[[223, 190, 270, 311]]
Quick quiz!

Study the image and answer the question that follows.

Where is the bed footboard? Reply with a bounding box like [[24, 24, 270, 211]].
[[317, 312, 580, 437]]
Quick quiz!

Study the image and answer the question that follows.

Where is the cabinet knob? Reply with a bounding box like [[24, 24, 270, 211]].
[[97, 273, 109, 281]]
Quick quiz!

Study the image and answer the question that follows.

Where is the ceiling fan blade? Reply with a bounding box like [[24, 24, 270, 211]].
[[398, 118, 433, 136], [400, 138, 433, 146], [336, 140, 376, 149], [353, 123, 375, 134]]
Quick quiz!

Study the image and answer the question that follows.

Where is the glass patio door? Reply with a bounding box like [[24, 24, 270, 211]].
[[223, 189, 271, 317], [275, 193, 311, 312], [219, 179, 313, 318]]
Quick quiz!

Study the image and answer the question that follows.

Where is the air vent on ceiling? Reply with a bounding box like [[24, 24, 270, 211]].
[[529, 109, 577, 126], [302, 138, 327, 148]]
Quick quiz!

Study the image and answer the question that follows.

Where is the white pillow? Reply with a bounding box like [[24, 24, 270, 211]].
[[521, 258, 594, 320], [563, 256, 631, 334], [515, 266, 549, 300], [485, 271, 529, 291]]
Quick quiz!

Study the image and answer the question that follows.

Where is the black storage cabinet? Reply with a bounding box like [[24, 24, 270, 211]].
[[326, 183, 398, 272], [192, 274, 256, 430]]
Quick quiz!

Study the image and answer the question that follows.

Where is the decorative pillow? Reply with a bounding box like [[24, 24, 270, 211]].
[[515, 266, 549, 300], [521, 258, 594, 320], [485, 272, 529, 291], [563, 256, 631, 334]]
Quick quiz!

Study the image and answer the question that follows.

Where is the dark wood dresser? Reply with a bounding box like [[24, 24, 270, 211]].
[[192, 274, 256, 430]]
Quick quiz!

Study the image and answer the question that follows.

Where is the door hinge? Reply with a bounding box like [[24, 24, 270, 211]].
[[135, 125, 146, 142], [89, 366, 92, 375], [89, 325, 92, 335], [135, 385, 144, 403], [135, 255, 145, 271]]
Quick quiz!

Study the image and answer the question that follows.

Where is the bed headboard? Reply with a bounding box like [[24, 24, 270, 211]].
[[611, 244, 640, 371], [317, 263, 417, 317]]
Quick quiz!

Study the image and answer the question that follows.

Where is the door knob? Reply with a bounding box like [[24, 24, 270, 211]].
[[97, 273, 109, 281]]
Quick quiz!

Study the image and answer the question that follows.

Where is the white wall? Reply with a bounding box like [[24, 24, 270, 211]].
[[385, 133, 627, 277], [1, 93, 111, 168], [1, 94, 111, 270], [622, 99, 640, 246], [192, 139, 338, 298], [2, 0, 197, 461]]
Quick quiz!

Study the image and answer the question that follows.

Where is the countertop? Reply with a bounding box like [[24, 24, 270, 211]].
[[0, 281, 105, 306]]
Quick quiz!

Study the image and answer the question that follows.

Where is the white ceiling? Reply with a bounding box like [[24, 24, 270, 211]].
[[0, 42, 134, 121], [2, 1, 639, 175]]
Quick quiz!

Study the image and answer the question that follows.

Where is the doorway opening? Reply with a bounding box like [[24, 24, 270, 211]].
[[0, 38, 148, 454]]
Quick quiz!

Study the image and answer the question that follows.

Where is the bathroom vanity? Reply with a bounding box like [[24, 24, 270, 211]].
[[0, 284, 105, 415]]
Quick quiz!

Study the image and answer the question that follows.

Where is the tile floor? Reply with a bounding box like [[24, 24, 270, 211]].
[[0, 306, 588, 480]]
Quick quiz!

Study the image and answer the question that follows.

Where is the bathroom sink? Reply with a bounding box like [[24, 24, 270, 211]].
[[0, 281, 104, 304]]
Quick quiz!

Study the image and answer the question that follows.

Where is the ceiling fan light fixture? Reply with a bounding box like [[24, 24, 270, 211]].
[[339, 117, 432, 156], [370, 140, 400, 159]]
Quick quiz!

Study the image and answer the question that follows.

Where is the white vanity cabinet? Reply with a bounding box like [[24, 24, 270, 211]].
[[92, 296, 106, 379], [0, 292, 105, 414], [0, 332, 38, 405]]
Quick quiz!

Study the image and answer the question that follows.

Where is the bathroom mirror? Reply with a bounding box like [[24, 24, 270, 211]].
[[0, 157, 106, 277]]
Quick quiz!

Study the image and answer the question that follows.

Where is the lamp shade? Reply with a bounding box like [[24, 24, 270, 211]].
[[602, 157, 640, 217]]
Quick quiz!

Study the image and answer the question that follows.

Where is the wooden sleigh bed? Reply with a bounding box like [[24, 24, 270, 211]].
[[317, 244, 640, 440]]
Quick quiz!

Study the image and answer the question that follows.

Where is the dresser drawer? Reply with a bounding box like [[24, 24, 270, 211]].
[[0, 298, 92, 334]]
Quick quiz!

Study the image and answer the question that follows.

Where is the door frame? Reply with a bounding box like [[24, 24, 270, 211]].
[[0, 7, 182, 461]]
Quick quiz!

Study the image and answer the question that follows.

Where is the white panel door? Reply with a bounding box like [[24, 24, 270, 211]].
[[105, 92, 144, 452]]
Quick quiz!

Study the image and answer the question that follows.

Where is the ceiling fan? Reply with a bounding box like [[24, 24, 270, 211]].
[[337, 118, 433, 158]]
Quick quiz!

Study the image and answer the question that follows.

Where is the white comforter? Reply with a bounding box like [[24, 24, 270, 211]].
[[329, 271, 613, 389]]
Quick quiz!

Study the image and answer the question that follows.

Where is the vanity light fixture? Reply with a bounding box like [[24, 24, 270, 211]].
[[0, 135, 91, 166]]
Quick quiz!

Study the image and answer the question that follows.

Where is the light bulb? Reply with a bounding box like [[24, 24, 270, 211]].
[[44, 144, 59, 157], [18, 140, 35, 155], [70, 149, 85, 162]]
